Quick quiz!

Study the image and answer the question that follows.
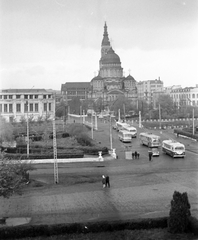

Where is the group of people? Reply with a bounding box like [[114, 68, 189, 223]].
[[102, 175, 110, 188], [132, 151, 140, 159]]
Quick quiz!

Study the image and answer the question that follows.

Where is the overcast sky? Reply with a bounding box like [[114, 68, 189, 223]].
[[0, 0, 198, 90]]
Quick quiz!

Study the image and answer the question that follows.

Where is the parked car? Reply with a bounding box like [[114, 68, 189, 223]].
[[152, 148, 160, 157]]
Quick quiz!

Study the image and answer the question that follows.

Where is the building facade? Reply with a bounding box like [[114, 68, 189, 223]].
[[0, 89, 55, 122], [170, 85, 198, 107], [137, 78, 164, 107], [61, 82, 90, 102]]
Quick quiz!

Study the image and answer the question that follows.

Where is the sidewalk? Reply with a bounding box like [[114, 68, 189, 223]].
[[1, 171, 197, 226]]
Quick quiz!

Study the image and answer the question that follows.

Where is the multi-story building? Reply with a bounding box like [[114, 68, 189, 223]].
[[61, 22, 138, 107], [170, 85, 198, 107], [137, 78, 164, 107], [61, 82, 90, 102], [0, 89, 55, 122]]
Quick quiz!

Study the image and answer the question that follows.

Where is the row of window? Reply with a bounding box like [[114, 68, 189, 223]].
[[172, 93, 198, 99], [0, 103, 52, 113], [0, 94, 52, 100]]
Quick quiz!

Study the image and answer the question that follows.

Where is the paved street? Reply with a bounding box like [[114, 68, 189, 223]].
[[0, 119, 198, 225]]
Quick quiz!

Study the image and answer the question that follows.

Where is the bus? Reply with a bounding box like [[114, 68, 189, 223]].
[[118, 130, 132, 143], [122, 126, 137, 138], [139, 132, 160, 148], [162, 140, 185, 158], [116, 121, 130, 132]]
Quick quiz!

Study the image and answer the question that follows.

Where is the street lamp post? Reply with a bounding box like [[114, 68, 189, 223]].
[[53, 94, 58, 184], [192, 108, 195, 135], [26, 101, 29, 158], [159, 104, 162, 129], [139, 111, 142, 128], [91, 113, 94, 139], [109, 114, 113, 149]]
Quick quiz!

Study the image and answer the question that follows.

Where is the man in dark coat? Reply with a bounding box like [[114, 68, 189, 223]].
[[148, 149, 153, 161], [105, 175, 110, 188]]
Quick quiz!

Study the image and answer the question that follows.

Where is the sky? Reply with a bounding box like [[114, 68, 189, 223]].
[[0, 0, 198, 90]]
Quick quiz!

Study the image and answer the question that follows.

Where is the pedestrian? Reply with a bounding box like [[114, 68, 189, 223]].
[[134, 151, 137, 159], [102, 175, 106, 188], [148, 149, 153, 161], [105, 175, 110, 188], [132, 152, 135, 159], [137, 152, 140, 159]]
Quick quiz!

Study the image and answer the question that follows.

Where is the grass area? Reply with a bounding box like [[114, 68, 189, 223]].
[[16, 228, 197, 240]]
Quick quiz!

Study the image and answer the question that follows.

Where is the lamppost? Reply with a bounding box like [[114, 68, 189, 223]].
[[53, 94, 58, 184], [25, 101, 29, 158], [25, 86, 34, 157], [159, 104, 162, 129], [109, 114, 113, 149]]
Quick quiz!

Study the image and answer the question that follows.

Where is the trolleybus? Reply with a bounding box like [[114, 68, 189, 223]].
[[162, 140, 185, 158], [118, 130, 132, 143], [139, 132, 160, 148], [122, 126, 137, 138]]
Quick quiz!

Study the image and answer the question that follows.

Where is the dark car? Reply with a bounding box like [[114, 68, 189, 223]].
[[152, 148, 160, 157]]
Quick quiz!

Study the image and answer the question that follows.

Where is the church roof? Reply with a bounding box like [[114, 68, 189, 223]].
[[125, 74, 136, 81], [91, 75, 103, 81], [101, 47, 121, 64]]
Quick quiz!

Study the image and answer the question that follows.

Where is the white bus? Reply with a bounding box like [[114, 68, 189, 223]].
[[118, 130, 132, 143], [139, 132, 160, 148], [162, 140, 185, 158], [123, 126, 137, 138], [116, 121, 130, 132]]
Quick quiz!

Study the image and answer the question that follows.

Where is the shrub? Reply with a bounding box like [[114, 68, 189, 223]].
[[168, 191, 191, 233], [78, 146, 109, 155], [67, 123, 88, 137], [76, 133, 93, 146]]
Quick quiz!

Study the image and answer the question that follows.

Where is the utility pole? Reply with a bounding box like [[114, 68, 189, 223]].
[[123, 104, 126, 122], [118, 109, 121, 122], [193, 108, 195, 135], [91, 113, 94, 139], [159, 103, 162, 129], [26, 101, 29, 158], [53, 94, 58, 184], [139, 111, 142, 128], [95, 112, 98, 130], [109, 115, 113, 149]]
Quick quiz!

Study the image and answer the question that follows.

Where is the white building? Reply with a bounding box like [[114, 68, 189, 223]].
[[137, 78, 164, 106], [170, 85, 198, 107], [0, 89, 55, 122]]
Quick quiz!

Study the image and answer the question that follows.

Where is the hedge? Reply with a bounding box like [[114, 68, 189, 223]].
[[0, 217, 168, 239], [174, 129, 198, 141], [4, 150, 84, 160]]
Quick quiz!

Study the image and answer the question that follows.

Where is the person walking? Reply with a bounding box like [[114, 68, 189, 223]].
[[134, 151, 138, 159], [148, 148, 153, 161], [132, 152, 135, 159], [105, 175, 110, 188], [102, 175, 106, 188]]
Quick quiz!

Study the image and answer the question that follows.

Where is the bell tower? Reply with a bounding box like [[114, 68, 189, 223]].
[[101, 22, 111, 58]]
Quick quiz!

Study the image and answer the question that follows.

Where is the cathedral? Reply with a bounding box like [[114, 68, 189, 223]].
[[61, 22, 138, 106], [88, 22, 137, 105]]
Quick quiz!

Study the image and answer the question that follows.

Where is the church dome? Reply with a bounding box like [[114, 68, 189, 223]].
[[125, 74, 136, 82], [101, 47, 121, 64]]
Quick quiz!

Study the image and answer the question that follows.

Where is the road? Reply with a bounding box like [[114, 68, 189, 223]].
[[0, 118, 197, 225]]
